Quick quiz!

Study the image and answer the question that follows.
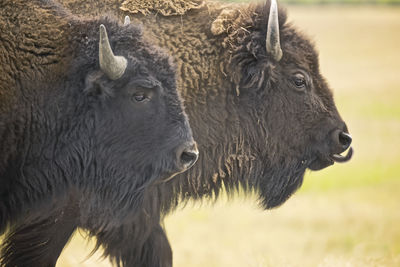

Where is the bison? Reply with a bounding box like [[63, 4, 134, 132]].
[[0, 0, 198, 265], [1, 0, 353, 266]]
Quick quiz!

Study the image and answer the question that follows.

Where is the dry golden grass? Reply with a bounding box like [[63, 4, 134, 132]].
[[50, 5, 400, 267]]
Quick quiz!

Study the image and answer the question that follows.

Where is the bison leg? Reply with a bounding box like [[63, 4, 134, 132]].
[[96, 222, 172, 267], [0, 206, 78, 267]]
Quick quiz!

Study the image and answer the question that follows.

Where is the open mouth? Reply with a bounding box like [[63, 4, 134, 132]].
[[307, 146, 353, 171], [330, 147, 353, 163]]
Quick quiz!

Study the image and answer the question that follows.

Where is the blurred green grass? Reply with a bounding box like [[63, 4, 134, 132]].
[[0, 4, 392, 267]]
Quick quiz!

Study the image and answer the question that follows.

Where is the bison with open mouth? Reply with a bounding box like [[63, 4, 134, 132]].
[[1, 0, 353, 266]]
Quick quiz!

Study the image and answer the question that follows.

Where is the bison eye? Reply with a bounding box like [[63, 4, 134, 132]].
[[293, 73, 306, 90], [132, 94, 147, 102]]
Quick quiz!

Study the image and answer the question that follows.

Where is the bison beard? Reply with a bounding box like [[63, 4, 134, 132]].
[[1, 0, 353, 266]]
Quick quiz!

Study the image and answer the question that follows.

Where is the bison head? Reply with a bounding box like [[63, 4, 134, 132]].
[[27, 18, 199, 227], [213, 0, 353, 208], [86, 22, 198, 179]]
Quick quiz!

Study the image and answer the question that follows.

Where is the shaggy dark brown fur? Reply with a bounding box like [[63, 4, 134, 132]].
[[2, 0, 353, 266], [0, 0, 196, 266]]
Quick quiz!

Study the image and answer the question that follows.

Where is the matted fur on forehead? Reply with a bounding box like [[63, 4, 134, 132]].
[[216, 0, 322, 94], [69, 16, 177, 90], [211, 1, 289, 91]]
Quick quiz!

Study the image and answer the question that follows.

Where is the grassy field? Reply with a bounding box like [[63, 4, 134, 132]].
[[32, 5, 400, 267]]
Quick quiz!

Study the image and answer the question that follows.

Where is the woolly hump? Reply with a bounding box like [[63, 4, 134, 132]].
[[121, 0, 205, 16]]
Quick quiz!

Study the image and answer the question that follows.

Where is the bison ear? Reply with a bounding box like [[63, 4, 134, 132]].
[[84, 71, 114, 98], [210, 8, 239, 36]]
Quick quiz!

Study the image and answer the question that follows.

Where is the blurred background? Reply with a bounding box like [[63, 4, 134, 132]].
[[56, 0, 400, 266]]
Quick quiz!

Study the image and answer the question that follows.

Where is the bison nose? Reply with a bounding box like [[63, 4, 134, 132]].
[[177, 142, 199, 171], [338, 131, 352, 151]]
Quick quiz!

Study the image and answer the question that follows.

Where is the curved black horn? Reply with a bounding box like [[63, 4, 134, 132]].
[[99, 24, 127, 80], [266, 0, 282, 62]]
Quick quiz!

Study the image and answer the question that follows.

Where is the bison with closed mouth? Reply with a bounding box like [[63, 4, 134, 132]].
[[0, 0, 198, 265], [1, 0, 353, 266]]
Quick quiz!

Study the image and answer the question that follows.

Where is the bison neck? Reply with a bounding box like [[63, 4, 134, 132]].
[[0, 1, 110, 231], [127, 5, 306, 210], [114, 9, 249, 207]]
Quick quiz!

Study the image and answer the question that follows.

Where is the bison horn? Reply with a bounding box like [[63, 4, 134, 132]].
[[266, 0, 283, 62], [99, 24, 127, 80], [124, 16, 130, 26]]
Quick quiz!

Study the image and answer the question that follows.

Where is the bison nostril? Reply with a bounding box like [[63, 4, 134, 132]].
[[177, 142, 199, 171], [180, 150, 198, 167], [338, 132, 352, 150]]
